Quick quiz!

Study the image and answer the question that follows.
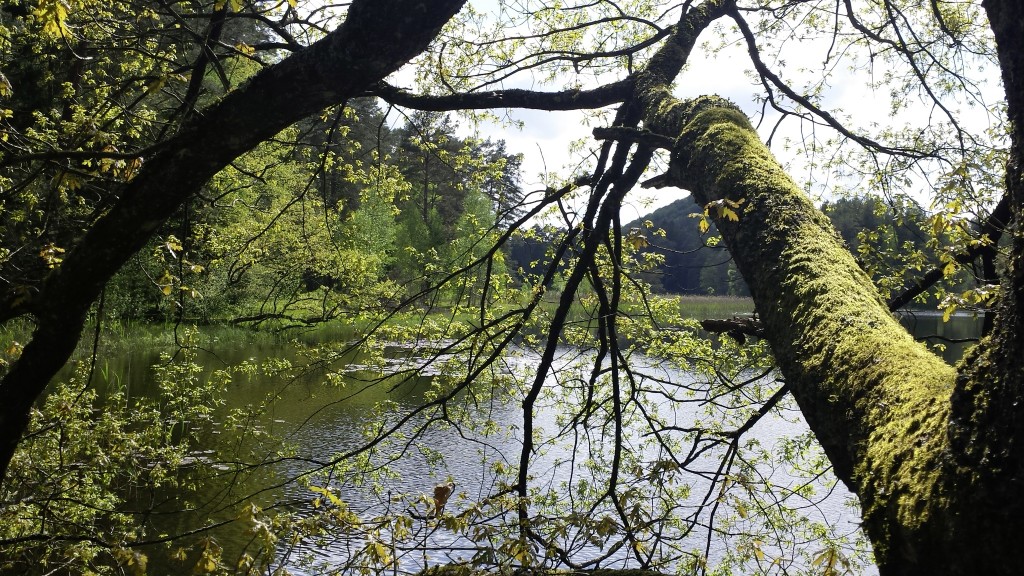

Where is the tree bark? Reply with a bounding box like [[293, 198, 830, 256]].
[[642, 89, 1023, 573], [0, 0, 467, 485]]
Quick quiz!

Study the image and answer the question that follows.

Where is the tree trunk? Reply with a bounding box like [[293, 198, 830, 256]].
[[0, 0, 468, 485], [642, 89, 1023, 574]]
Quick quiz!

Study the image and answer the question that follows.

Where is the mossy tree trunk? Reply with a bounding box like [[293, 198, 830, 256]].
[[639, 78, 1024, 576], [611, 4, 1024, 567]]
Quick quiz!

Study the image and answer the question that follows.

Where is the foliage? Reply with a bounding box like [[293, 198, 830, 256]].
[[0, 345, 222, 574], [0, 0, 1019, 575], [622, 201, 749, 296]]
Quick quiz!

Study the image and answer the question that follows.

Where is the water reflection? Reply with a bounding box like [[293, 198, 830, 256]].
[[897, 310, 985, 362], [36, 310, 986, 575], [99, 339, 872, 575], [219, 311, 983, 574]]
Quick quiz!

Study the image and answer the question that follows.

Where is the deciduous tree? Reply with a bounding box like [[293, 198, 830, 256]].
[[2, 0, 1023, 574]]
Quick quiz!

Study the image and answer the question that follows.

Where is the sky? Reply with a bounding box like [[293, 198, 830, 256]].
[[485, 31, 764, 222], [389, 2, 1004, 222], [444, 34, 765, 225]]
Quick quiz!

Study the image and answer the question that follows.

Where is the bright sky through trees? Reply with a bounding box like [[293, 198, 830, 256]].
[[443, 0, 1004, 220]]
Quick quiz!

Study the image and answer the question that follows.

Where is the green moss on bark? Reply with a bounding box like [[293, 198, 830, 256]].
[[647, 95, 970, 573]]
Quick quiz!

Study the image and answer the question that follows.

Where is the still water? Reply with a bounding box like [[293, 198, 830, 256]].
[[87, 312, 982, 575], [897, 310, 986, 362]]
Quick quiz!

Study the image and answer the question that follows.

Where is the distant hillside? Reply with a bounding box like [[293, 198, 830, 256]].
[[508, 195, 938, 298], [625, 194, 940, 297], [624, 197, 748, 296], [504, 199, 747, 296]]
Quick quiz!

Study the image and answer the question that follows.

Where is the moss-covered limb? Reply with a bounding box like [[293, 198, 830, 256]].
[[964, 0, 1024, 478], [646, 96, 981, 573]]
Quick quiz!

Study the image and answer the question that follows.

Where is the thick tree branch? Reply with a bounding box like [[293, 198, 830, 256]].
[[699, 316, 764, 343], [371, 79, 635, 112], [592, 126, 675, 150]]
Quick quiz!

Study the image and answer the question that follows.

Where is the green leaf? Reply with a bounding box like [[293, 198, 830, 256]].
[[942, 260, 956, 277]]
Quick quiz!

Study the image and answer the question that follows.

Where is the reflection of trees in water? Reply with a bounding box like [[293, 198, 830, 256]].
[[211, 340, 870, 576], [7, 326, 871, 576], [897, 311, 985, 361]]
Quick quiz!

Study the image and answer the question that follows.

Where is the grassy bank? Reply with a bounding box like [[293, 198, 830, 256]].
[[675, 295, 755, 319], [0, 292, 756, 371]]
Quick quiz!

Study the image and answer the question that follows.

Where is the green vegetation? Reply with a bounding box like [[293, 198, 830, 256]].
[[675, 295, 753, 319], [0, 0, 1020, 575], [93, 101, 521, 327]]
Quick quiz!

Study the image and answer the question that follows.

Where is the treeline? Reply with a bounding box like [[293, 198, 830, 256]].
[[107, 121, 964, 325], [506, 194, 961, 304], [103, 98, 524, 325], [505, 201, 748, 296], [87, 72, 965, 325], [0, 7, 532, 328]]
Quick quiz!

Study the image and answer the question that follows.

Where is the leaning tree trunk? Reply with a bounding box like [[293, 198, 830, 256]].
[[641, 91, 1024, 575]]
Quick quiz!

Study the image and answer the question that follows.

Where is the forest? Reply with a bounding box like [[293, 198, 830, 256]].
[[95, 99, 528, 326], [0, 1, 1020, 576], [612, 195, 961, 299]]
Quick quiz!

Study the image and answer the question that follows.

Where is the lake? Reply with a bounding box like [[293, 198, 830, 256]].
[[897, 309, 986, 362], [52, 311, 984, 575]]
